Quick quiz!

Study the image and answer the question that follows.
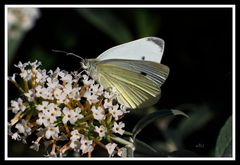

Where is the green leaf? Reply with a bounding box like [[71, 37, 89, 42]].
[[222, 141, 232, 157], [177, 104, 213, 139], [134, 9, 161, 38], [132, 109, 189, 140], [8, 33, 25, 65], [134, 139, 158, 156], [29, 47, 55, 70], [168, 150, 199, 157], [77, 9, 133, 43], [163, 104, 214, 149], [215, 116, 232, 157]]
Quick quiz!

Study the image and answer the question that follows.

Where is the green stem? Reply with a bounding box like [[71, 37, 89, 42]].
[[25, 108, 34, 122], [110, 135, 134, 149], [81, 114, 93, 122], [124, 131, 133, 136], [23, 80, 29, 92], [10, 111, 25, 126], [94, 139, 106, 150]]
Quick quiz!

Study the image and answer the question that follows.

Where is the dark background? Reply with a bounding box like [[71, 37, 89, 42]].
[[8, 7, 232, 157]]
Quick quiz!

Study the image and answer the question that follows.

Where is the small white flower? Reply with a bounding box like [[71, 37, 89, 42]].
[[105, 143, 117, 157], [36, 112, 50, 127], [73, 107, 84, 121], [35, 85, 47, 98], [90, 84, 104, 95], [51, 67, 61, 77], [24, 89, 35, 102], [59, 72, 73, 83], [15, 119, 31, 135], [70, 130, 82, 141], [53, 88, 62, 99], [8, 8, 40, 38], [45, 126, 59, 139], [30, 141, 40, 151], [44, 103, 61, 123], [82, 74, 94, 86], [8, 73, 16, 82], [36, 101, 49, 112], [45, 87, 54, 100], [53, 88, 68, 104], [11, 98, 26, 113], [84, 90, 99, 104], [15, 123, 25, 133], [117, 147, 126, 157], [112, 122, 125, 135], [46, 77, 59, 89], [103, 99, 113, 109], [120, 104, 129, 113], [20, 69, 32, 80], [63, 83, 72, 95], [14, 61, 27, 69], [62, 107, 83, 125], [70, 140, 81, 152], [91, 106, 105, 121], [49, 151, 57, 157], [103, 91, 116, 99], [29, 60, 42, 69], [95, 125, 107, 138], [105, 87, 118, 98], [72, 71, 81, 79], [90, 84, 99, 93], [80, 137, 94, 154], [36, 69, 48, 83], [69, 130, 83, 151], [108, 104, 123, 121], [68, 87, 81, 100], [62, 107, 71, 124], [54, 87, 62, 96], [11, 132, 21, 141]]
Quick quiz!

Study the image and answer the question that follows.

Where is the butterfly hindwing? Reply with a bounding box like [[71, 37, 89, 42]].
[[102, 60, 169, 86], [95, 59, 169, 109], [99, 71, 159, 109]]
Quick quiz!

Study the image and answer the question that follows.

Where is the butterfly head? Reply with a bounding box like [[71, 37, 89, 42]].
[[80, 59, 89, 69]]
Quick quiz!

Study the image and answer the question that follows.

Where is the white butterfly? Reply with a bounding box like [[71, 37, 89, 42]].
[[81, 37, 170, 109], [54, 37, 169, 109]]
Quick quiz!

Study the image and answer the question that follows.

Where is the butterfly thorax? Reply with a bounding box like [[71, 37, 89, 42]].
[[84, 59, 100, 81]]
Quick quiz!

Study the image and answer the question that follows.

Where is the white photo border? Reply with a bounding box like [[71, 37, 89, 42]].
[[4, 4, 236, 161]]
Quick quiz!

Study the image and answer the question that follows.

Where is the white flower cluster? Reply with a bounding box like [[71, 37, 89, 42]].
[[8, 61, 131, 157], [8, 8, 40, 38]]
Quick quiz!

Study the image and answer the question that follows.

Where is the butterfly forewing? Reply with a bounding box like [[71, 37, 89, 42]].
[[97, 37, 165, 63]]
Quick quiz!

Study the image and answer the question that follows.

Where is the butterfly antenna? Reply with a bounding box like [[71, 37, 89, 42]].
[[52, 49, 84, 61], [52, 49, 89, 69]]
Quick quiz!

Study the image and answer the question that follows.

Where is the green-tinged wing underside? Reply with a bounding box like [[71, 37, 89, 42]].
[[96, 60, 169, 109]]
